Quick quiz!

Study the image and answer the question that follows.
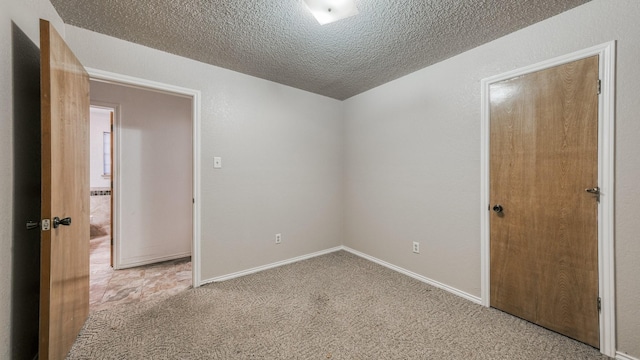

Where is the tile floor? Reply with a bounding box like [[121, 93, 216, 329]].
[[89, 235, 192, 312]]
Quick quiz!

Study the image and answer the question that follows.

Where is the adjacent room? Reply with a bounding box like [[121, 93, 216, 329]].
[[88, 80, 194, 312], [2, 0, 639, 359]]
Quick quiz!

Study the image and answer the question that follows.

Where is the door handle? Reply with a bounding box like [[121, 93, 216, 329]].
[[585, 187, 600, 202], [53, 216, 72, 229], [492, 204, 504, 214]]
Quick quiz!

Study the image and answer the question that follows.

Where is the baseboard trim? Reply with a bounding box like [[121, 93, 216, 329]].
[[201, 246, 344, 285], [617, 352, 640, 360], [342, 246, 482, 305], [201, 245, 480, 305], [118, 251, 191, 269]]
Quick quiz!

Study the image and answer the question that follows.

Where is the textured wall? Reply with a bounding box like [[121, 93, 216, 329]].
[[344, 0, 640, 357], [0, 1, 65, 358], [63, 26, 345, 280]]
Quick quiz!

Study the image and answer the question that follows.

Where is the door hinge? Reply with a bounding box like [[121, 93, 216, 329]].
[[597, 297, 602, 313], [597, 79, 601, 95]]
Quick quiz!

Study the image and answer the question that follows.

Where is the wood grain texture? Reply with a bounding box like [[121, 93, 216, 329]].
[[489, 56, 599, 347], [40, 19, 90, 360]]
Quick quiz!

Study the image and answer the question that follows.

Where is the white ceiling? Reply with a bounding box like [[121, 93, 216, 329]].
[[50, 0, 591, 100]]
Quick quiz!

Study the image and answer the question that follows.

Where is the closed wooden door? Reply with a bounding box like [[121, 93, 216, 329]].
[[39, 19, 90, 359], [489, 56, 599, 347]]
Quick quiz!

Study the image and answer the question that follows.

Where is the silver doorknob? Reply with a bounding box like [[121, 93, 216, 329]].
[[492, 204, 503, 213], [585, 187, 600, 202]]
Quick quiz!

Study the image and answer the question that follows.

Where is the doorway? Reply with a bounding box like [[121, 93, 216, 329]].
[[480, 42, 616, 356], [87, 68, 202, 290], [88, 105, 115, 311], [88, 105, 113, 245], [87, 75, 201, 311]]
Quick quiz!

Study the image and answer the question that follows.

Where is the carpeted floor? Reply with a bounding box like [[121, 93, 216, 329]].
[[67, 251, 608, 359]]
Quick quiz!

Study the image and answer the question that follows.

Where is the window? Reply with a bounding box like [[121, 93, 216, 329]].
[[103, 131, 111, 176]]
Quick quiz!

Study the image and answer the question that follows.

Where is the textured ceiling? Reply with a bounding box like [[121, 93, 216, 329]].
[[50, 0, 591, 100]]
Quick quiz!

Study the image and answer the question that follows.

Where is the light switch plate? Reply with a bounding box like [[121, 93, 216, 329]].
[[213, 157, 222, 169]]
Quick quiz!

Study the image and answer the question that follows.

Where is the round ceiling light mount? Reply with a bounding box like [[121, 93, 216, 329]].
[[303, 0, 359, 25]]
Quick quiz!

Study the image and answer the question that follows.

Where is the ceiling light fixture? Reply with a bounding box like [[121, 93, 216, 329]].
[[303, 0, 359, 25]]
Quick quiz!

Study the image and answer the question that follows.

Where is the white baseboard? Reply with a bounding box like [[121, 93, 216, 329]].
[[342, 246, 482, 305], [617, 352, 640, 360], [201, 245, 481, 305], [201, 246, 344, 285], [117, 251, 191, 270]]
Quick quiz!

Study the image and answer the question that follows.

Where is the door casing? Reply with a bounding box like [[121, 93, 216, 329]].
[[88, 68, 203, 288], [480, 41, 616, 357], [88, 103, 117, 267]]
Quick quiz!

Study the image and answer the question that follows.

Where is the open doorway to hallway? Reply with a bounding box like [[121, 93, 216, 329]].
[[88, 83, 194, 311]]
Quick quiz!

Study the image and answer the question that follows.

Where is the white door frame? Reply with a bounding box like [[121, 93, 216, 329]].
[[87, 68, 203, 288], [479, 41, 616, 357]]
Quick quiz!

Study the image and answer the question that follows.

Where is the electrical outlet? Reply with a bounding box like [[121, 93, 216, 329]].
[[275, 233, 282, 244], [213, 157, 222, 169], [412, 241, 420, 254]]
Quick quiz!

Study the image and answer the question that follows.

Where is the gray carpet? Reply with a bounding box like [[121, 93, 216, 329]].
[[67, 251, 608, 359]]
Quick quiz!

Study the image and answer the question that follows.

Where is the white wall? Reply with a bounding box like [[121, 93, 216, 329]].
[[63, 26, 345, 279], [89, 107, 111, 189], [343, 0, 640, 357], [90, 81, 193, 267], [0, 0, 66, 357]]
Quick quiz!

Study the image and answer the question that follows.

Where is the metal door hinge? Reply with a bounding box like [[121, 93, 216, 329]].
[[597, 297, 602, 313], [597, 79, 601, 95]]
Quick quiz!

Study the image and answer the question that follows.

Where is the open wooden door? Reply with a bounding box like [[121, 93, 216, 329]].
[[39, 19, 90, 359]]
